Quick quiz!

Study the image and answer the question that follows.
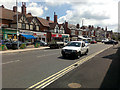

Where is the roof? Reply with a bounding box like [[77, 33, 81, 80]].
[[68, 24, 77, 30], [0, 7, 15, 20], [11, 14, 23, 23], [49, 23, 57, 29], [36, 17, 50, 27]]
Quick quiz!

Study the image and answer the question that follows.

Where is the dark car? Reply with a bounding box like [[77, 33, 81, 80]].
[[12, 41, 24, 49], [5, 41, 25, 49], [5, 41, 12, 49], [90, 40, 97, 44], [33, 40, 47, 46], [104, 40, 118, 44]]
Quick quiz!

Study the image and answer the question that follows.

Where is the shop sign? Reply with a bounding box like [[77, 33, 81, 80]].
[[20, 30, 33, 35], [52, 34, 62, 38], [33, 32, 46, 36]]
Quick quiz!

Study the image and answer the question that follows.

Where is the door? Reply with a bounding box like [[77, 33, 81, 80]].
[[81, 43, 86, 54]]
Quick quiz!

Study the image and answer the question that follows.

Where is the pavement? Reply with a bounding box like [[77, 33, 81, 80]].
[[0, 45, 50, 54], [44, 44, 120, 89]]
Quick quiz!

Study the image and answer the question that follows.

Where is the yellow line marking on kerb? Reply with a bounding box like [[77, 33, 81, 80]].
[[26, 45, 112, 90]]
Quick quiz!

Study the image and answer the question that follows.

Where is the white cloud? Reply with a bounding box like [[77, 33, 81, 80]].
[[44, 6, 48, 11], [27, 3, 44, 16], [58, 0, 119, 31]]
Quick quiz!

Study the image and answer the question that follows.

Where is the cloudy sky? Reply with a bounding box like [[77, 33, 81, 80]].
[[0, 0, 119, 32]]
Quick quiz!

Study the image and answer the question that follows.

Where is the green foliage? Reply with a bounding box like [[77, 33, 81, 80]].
[[0, 45, 8, 51], [20, 43, 26, 49], [34, 43, 40, 48]]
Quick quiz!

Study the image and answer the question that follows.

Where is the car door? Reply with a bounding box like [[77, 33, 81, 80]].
[[81, 42, 85, 54]]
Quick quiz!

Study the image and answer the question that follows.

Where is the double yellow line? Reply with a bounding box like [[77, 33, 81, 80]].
[[26, 45, 112, 90]]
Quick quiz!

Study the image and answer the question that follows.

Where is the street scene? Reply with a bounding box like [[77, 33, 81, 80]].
[[0, 0, 120, 89]]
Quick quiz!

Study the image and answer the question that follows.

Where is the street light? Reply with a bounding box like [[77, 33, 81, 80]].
[[81, 18, 85, 26], [16, 0, 19, 49]]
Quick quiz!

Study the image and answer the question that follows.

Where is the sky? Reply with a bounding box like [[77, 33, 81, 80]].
[[0, 0, 120, 32]]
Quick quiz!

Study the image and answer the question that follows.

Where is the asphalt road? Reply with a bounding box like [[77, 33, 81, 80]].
[[2, 43, 112, 88], [45, 45, 120, 89]]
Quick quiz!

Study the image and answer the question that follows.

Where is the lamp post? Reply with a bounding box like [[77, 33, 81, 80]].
[[16, 0, 19, 49]]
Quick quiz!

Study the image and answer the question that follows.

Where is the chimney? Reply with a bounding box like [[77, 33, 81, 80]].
[[76, 24, 79, 28], [21, 2, 26, 14], [13, 6, 17, 12], [1, 5, 4, 8], [46, 16, 50, 21], [65, 21, 69, 34], [28, 13, 31, 15], [105, 26, 107, 31], [54, 12, 57, 23]]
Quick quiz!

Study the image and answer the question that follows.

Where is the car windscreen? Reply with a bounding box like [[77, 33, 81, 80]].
[[66, 42, 81, 47]]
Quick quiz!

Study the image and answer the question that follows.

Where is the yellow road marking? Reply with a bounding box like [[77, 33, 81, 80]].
[[26, 45, 112, 89]]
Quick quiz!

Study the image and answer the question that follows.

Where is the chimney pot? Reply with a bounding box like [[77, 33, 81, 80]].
[[1, 5, 4, 8], [76, 24, 79, 28], [13, 6, 17, 12]]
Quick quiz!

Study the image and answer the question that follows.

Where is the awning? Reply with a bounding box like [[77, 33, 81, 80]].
[[21, 34, 36, 39]]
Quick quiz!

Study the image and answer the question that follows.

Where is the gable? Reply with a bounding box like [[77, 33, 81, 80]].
[[19, 15, 28, 23]]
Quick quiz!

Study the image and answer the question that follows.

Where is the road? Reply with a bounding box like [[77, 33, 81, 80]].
[[2, 43, 112, 88]]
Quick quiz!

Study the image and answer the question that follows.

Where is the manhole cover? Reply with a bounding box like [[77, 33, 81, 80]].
[[68, 83, 81, 88]]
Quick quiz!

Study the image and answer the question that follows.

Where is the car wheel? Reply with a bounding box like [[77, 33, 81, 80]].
[[62, 54, 66, 58], [77, 52, 81, 59], [85, 49, 88, 55]]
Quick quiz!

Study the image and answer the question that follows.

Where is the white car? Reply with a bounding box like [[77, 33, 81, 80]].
[[102, 38, 109, 43], [61, 41, 89, 58]]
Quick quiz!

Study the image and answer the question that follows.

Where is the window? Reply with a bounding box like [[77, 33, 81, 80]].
[[71, 30, 75, 35], [22, 23, 25, 29], [82, 43, 85, 47]]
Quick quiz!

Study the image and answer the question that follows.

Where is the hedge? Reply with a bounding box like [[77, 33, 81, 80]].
[[34, 43, 40, 48], [0, 45, 8, 51], [20, 43, 26, 49]]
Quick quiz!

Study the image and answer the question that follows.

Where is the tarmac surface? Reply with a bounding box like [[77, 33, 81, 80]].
[[45, 45, 120, 89]]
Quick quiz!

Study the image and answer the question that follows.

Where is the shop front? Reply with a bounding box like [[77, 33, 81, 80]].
[[33, 32, 47, 42], [51, 33, 70, 42], [2, 28, 17, 40], [19, 30, 36, 44]]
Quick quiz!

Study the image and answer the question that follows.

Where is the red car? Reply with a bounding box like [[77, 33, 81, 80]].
[[90, 40, 97, 44]]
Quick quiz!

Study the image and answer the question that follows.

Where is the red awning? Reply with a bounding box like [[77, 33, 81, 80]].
[[52, 34, 62, 38]]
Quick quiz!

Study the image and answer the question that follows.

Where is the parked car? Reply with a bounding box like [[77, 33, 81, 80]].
[[5, 41, 25, 49], [104, 40, 118, 44], [5, 41, 12, 49], [90, 40, 97, 44], [84, 40, 90, 47], [61, 41, 89, 58], [12, 41, 24, 49], [33, 40, 47, 46], [102, 38, 109, 43]]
